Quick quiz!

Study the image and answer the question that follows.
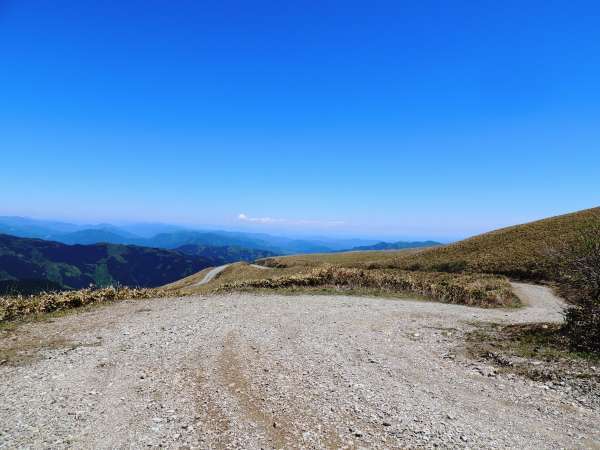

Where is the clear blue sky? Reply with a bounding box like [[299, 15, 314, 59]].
[[1, 0, 599, 240]]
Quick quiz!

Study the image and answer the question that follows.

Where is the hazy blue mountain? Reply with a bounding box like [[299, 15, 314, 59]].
[[0, 216, 440, 256], [175, 245, 276, 264], [115, 223, 187, 239], [53, 229, 135, 245], [348, 241, 441, 251], [141, 231, 279, 252], [0, 216, 80, 239], [305, 238, 380, 251], [83, 224, 141, 239]]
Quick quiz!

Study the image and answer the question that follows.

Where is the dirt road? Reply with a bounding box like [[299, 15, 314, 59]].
[[1, 285, 598, 449], [194, 265, 230, 286]]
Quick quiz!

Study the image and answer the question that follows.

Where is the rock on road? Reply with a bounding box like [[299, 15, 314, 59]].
[[1, 284, 598, 449]]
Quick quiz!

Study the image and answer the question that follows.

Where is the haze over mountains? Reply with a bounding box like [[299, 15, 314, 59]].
[[0, 216, 439, 255], [0, 216, 440, 293]]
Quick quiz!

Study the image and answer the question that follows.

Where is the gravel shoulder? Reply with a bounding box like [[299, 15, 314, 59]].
[[1, 284, 598, 449]]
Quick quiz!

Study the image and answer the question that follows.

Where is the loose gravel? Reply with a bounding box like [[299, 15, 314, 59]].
[[1, 284, 598, 449]]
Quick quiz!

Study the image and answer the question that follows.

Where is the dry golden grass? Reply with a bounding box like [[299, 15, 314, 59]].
[[391, 207, 600, 280], [258, 248, 423, 269], [8, 208, 595, 323], [161, 267, 214, 291], [194, 264, 517, 307], [261, 207, 600, 283], [194, 208, 600, 308], [166, 263, 311, 295], [0, 287, 166, 323]]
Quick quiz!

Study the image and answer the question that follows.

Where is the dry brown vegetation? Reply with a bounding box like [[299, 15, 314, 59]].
[[5, 208, 598, 325], [208, 208, 600, 316], [259, 248, 422, 269], [213, 265, 518, 307], [0, 287, 165, 323], [554, 222, 600, 354], [260, 207, 600, 284]]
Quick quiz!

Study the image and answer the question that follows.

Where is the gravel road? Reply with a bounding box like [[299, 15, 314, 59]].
[[194, 263, 271, 287], [1, 284, 598, 449], [194, 265, 230, 286]]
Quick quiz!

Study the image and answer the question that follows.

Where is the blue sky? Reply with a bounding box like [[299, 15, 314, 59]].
[[1, 0, 599, 240]]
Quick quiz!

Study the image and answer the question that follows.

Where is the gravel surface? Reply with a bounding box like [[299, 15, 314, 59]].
[[194, 265, 230, 286], [1, 284, 598, 449]]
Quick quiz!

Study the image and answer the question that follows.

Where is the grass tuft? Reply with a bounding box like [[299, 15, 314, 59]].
[[213, 265, 518, 307], [0, 286, 167, 323]]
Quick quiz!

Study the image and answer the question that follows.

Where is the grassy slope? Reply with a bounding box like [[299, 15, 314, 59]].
[[259, 207, 600, 283], [258, 248, 423, 269], [168, 207, 600, 308], [10, 208, 595, 322], [391, 207, 600, 280], [166, 261, 518, 307], [162, 263, 306, 295]]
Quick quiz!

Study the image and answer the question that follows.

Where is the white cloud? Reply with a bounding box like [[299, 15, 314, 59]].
[[237, 213, 284, 224], [237, 213, 344, 227]]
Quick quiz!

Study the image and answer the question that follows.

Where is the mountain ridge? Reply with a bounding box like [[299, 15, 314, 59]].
[[0, 233, 276, 293], [0, 216, 437, 255]]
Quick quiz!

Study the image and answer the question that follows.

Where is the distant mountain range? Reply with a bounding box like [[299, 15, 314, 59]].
[[0, 216, 440, 255], [348, 241, 441, 251], [0, 217, 441, 294], [0, 234, 207, 292], [0, 233, 276, 294], [174, 244, 274, 265]]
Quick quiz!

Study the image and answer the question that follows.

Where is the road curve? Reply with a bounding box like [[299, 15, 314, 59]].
[[510, 282, 566, 320], [193, 263, 271, 287], [193, 264, 230, 286], [1, 284, 596, 449]]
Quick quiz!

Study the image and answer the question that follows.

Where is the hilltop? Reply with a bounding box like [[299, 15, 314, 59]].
[[168, 207, 600, 309], [258, 207, 600, 283], [390, 206, 600, 281], [347, 240, 441, 251]]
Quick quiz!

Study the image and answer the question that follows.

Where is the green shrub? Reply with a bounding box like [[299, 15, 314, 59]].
[[556, 223, 600, 354], [563, 305, 600, 353]]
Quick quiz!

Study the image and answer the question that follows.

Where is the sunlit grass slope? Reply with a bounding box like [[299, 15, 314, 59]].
[[259, 207, 600, 283]]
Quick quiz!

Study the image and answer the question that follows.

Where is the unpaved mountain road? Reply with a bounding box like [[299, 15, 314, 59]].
[[194, 264, 230, 286], [1, 284, 599, 449], [193, 263, 271, 286]]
